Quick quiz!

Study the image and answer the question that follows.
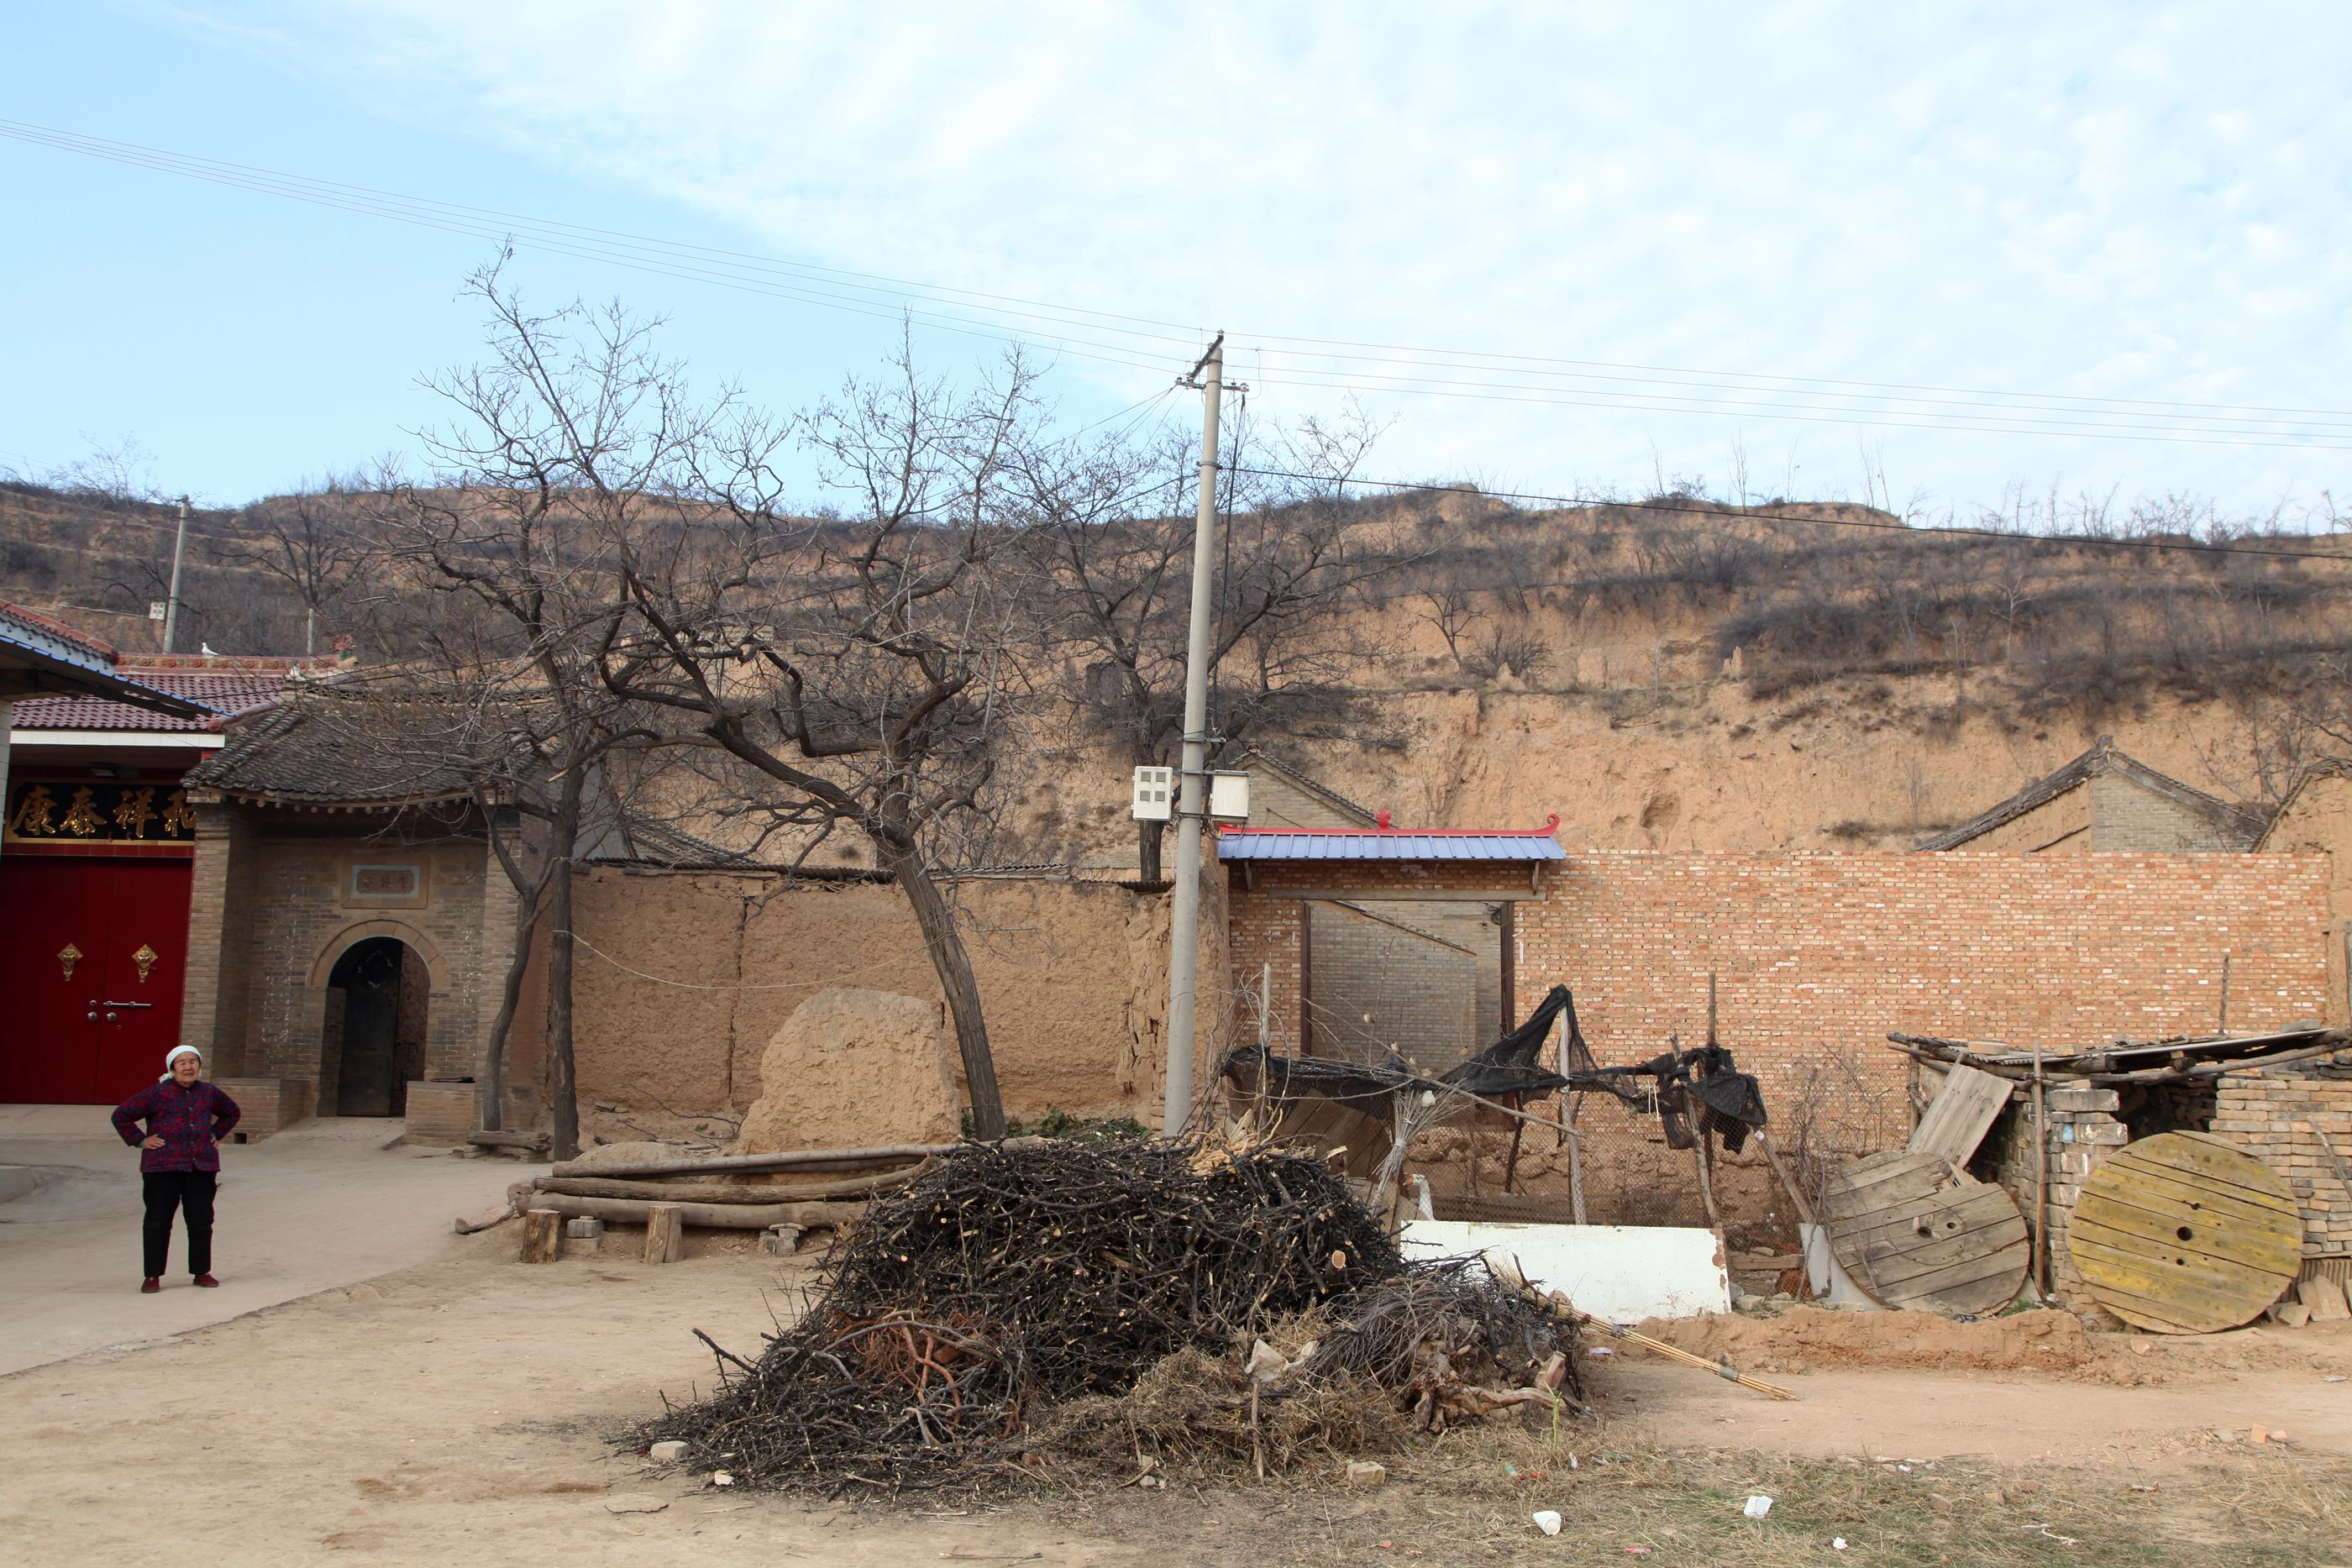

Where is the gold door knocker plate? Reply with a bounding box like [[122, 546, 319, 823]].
[[132, 943, 159, 983], [57, 941, 82, 980]]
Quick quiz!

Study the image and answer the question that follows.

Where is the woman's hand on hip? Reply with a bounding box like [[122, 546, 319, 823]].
[[141, 1135, 165, 1150]]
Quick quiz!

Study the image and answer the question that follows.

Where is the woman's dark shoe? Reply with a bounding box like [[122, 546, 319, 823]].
[[192, 1273, 220, 1288], [139, 1277, 160, 1293]]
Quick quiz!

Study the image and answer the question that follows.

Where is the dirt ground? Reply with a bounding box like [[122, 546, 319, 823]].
[[3, 1228, 2349, 1567]]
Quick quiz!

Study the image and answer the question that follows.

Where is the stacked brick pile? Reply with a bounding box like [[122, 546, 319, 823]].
[[1983, 1084, 2129, 1306], [2212, 1061, 2352, 1260]]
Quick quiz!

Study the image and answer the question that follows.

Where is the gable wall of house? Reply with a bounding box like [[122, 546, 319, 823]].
[[1243, 766, 1372, 830], [2087, 769, 2250, 852]]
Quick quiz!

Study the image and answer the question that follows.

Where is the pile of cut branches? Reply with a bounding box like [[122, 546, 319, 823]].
[[638, 1137, 1578, 1492]]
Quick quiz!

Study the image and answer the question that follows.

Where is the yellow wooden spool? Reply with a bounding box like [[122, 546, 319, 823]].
[[2068, 1132, 2301, 1334], [1821, 1151, 2030, 1314]]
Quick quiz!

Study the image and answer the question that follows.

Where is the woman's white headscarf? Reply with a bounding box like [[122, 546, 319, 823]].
[[160, 1045, 202, 1083]]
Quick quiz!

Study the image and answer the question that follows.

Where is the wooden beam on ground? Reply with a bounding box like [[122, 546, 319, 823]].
[[527, 1192, 866, 1232], [549, 1141, 1029, 1181], [533, 1164, 925, 1205]]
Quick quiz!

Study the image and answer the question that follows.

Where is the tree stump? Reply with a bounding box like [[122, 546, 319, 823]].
[[643, 1203, 685, 1265], [521, 1208, 564, 1264]]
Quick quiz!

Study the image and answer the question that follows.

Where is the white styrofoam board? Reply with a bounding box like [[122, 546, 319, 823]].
[[1399, 1219, 1731, 1323]]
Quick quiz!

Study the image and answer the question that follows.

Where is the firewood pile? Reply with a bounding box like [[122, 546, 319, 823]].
[[633, 1135, 1581, 1492]]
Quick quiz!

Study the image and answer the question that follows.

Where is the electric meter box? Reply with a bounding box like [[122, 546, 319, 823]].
[[1131, 766, 1174, 821], [1208, 770, 1251, 822]]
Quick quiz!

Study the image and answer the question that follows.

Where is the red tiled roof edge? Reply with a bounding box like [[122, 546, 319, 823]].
[[1218, 813, 1562, 838], [0, 599, 120, 663]]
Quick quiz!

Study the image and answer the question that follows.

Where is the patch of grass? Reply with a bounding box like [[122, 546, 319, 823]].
[[1057, 1425, 2351, 1567]]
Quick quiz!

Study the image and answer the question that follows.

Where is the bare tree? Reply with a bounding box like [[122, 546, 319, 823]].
[[601, 345, 1039, 1140], [366, 259, 699, 1157], [1023, 401, 1409, 881], [219, 479, 381, 653], [1413, 575, 1488, 668]]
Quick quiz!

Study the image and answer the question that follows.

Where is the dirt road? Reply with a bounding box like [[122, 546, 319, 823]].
[[3, 1228, 2347, 1566]]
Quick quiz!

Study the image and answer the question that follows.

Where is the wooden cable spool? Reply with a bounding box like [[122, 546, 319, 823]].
[[2066, 1131, 2301, 1334], [1820, 1150, 2030, 1314]]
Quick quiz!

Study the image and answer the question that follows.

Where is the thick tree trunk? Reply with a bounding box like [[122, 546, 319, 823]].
[[885, 846, 1006, 1140], [1137, 815, 1166, 884], [548, 839, 580, 1162], [476, 890, 549, 1133]]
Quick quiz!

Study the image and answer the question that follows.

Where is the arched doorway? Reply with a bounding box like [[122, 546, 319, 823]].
[[325, 937, 428, 1117]]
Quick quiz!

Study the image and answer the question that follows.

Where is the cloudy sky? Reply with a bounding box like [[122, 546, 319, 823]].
[[4, 3, 2347, 519]]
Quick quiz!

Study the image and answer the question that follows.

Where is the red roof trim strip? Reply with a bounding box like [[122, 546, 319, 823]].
[[1218, 813, 1561, 838]]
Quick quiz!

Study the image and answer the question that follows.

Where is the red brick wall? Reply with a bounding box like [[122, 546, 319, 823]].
[[1231, 851, 2334, 1150]]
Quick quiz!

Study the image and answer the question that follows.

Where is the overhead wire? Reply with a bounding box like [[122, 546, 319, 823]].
[[8, 117, 2350, 454]]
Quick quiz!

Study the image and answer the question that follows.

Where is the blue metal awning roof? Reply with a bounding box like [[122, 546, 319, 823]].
[[1218, 821, 1564, 862]]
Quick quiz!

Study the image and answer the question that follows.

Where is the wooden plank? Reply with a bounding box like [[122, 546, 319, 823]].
[[2121, 1139, 2302, 1211], [2069, 1214, 2302, 1284], [2066, 1244, 2286, 1333], [1908, 1064, 2013, 1165], [1820, 1153, 1952, 1216], [1848, 1202, 2028, 1276]]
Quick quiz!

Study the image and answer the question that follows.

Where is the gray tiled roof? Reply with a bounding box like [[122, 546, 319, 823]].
[[184, 696, 496, 805]]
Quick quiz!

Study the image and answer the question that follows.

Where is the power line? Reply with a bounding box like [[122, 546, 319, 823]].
[[1227, 464, 2352, 566], [8, 117, 2349, 454]]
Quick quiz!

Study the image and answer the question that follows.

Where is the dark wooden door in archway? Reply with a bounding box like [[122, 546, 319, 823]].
[[328, 937, 427, 1116]]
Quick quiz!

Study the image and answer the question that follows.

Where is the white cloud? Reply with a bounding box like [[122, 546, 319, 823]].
[[171, 0, 2352, 515]]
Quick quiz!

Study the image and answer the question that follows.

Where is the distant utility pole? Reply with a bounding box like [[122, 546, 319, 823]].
[[160, 494, 191, 654], [1163, 332, 1229, 1135]]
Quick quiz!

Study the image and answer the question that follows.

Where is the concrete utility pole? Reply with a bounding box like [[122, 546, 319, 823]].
[[1163, 333, 1226, 1135], [160, 494, 191, 654]]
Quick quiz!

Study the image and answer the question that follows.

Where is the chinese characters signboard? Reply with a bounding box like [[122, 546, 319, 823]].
[[4, 781, 195, 848]]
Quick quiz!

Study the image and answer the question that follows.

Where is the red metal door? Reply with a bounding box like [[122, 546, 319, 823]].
[[0, 856, 193, 1105], [92, 859, 193, 1105], [0, 857, 114, 1103]]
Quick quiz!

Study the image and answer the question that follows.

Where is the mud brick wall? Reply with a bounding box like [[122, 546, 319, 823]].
[[2212, 1063, 2352, 1257], [567, 863, 1230, 1125]]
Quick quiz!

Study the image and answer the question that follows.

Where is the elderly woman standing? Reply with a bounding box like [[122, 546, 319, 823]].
[[111, 1046, 240, 1293]]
